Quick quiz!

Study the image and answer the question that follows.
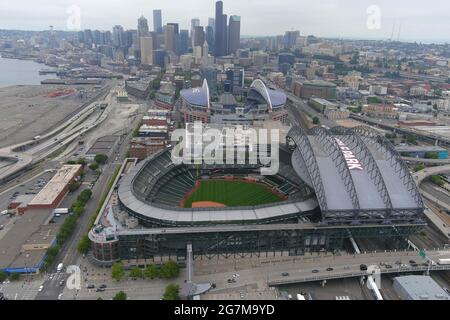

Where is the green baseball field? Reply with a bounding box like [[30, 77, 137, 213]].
[[184, 179, 283, 208]]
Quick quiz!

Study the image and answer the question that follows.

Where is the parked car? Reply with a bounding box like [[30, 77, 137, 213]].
[[86, 284, 95, 289], [281, 272, 290, 277], [311, 269, 319, 273], [360, 264, 368, 271]]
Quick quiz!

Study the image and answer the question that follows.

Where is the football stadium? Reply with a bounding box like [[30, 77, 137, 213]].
[[88, 125, 425, 265]]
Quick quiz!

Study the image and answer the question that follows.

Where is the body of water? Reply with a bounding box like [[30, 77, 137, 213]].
[[0, 56, 52, 88]]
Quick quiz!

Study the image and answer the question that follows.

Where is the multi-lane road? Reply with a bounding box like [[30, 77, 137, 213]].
[[35, 96, 145, 300]]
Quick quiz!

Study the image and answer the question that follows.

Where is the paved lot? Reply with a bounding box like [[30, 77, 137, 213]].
[[278, 277, 368, 300], [59, 259, 184, 300], [0, 85, 100, 148], [0, 276, 45, 300]]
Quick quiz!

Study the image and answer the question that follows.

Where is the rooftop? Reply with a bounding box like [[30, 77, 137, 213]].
[[394, 275, 450, 300], [28, 165, 82, 206]]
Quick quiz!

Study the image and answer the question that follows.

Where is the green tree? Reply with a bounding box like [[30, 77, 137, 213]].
[[113, 291, 127, 300], [0, 270, 7, 282], [77, 158, 87, 166], [430, 175, 444, 187], [94, 154, 108, 165], [111, 262, 125, 281], [424, 152, 438, 159], [129, 267, 143, 279], [163, 284, 180, 300], [406, 134, 417, 145], [77, 235, 91, 255], [159, 261, 179, 279], [78, 189, 93, 204], [367, 96, 383, 104], [144, 265, 159, 279], [312, 117, 320, 125], [89, 162, 99, 171], [68, 181, 81, 193], [10, 272, 20, 281]]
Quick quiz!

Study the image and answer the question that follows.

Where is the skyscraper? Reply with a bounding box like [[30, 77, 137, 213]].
[[164, 23, 178, 53], [214, 1, 227, 57], [193, 26, 205, 47], [284, 30, 300, 49], [205, 26, 214, 48], [112, 25, 125, 48], [228, 15, 241, 55], [140, 36, 153, 65], [138, 15, 149, 38], [153, 10, 162, 33], [208, 18, 215, 32], [178, 30, 189, 55], [191, 18, 200, 37]]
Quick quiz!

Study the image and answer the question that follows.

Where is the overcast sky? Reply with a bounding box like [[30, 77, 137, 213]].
[[1, 0, 449, 43]]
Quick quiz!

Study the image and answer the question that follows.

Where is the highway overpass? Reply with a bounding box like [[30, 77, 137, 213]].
[[350, 114, 450, 148], [413, 164, 450, 186], [403, 157, 450, 165], [263, 249, 450, 285]]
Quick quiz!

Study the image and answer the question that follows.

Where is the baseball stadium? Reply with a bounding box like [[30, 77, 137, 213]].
[[88, 125, 426, 265]]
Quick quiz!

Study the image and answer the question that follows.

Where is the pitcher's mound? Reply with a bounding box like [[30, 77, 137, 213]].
[[191, 201, 226, 208]]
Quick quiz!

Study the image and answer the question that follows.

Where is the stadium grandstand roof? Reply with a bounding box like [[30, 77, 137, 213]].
[[248, 79, 287, 109], [287, 126, 425, 225], [180, 79, 210, 108]]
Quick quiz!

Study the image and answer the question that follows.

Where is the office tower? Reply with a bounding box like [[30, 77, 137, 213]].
[[205, 26, 214, 48], [83, 29, 93, 47], [104, 31, 112, 45], [112, 25, 124, 47], [178, 30, 189, 55], [191, 18, 200, 37], [140, 36, 153, 65], [167, 23, 179, 35], [93, 30, 102, 45], [193, 26, 205, 47], [214, 1, 227, 57], [226, 67, 244, 93], [153, 9, 163, 33], [153, 49, 166, 68], [138, 16, 149, 38], [164, 23, 178, 53], [228, 15, 241, 55], [208, 18, 215, 31], [284, 30, 300, 49], [123, 30, 136, 50]]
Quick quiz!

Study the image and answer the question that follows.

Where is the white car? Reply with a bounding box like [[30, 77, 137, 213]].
[[58, 293, 63, 300], [38, 285, 44, 292]]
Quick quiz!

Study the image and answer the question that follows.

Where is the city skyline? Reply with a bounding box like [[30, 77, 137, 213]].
[[0, 0, 449, 43]]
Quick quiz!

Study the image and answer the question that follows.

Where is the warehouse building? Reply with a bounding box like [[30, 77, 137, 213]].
[[27, 165, 83, 210], [393, 276, 450, 300]]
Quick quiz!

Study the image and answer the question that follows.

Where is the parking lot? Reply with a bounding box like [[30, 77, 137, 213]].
[[60, 258, 184, 300]]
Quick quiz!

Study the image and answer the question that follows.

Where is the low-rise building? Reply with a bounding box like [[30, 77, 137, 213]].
[[27, 165, 83, 210], [129, 137, 167, 160], [393, 276, 450, 300], [363, 104, 398, 119], [294, 80, 337, 100]]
